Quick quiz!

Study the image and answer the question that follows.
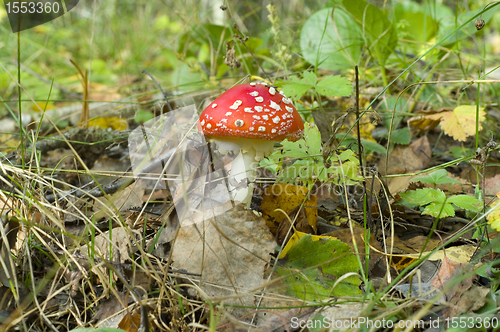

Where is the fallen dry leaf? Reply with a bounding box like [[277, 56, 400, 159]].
[[171, 205, 276, 323], [427, 105, 486, 142], [408, 115, 441, 137], [410, 136, 432, 169], [118, 311, 142, 332], [261, 183, 317, 235], [441, 272, 489, 319], [430, 256, 466, 289], [275, 204, 316, 246]]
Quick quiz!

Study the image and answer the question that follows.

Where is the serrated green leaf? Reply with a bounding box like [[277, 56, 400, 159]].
[[276, 235, 361, 301], [342, 0, 398, 66], [303, 122, 322, 155], [300, 8, 362, 70], [447, 195, 483, 212], [338, 149, 360, 165], [400, 188, 445, 206], [423, 202, 455, 218], [280, 73, 317, 99], [259, 157, 279, 174], [316, 75, 352, 97], [302, 71, 318, 85]]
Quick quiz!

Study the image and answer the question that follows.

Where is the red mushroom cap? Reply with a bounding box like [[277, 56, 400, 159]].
[[198, 83, 304, 142]]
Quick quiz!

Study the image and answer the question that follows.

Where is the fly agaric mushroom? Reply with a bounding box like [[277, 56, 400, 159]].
[[198, 82, 304, 207]]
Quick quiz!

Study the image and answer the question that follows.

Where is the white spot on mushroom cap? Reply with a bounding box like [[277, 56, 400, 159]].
[[269, 87, 276, 95], [255, 96, 264, 102], [216, 123, 222, 127], [283, 97, 291, 104], [273, 116, 280, 124], [229, 100, 242, 110], [250, 83, 256, 86], [269, 100, 281, 111], [264, 108, 270, 112], [285, 106, 294, 113], [255, 106, 263, 112], [200, 120, 205, 126], [235, 119, 244, 127], [253, 115, 261, 120], [225, 112, 232, 116], [249, 127, 254, 131], [206, 123, 212, 129], [262, 115, 269, 120], [258, 126, 266, 132], [271, 129, 277, 133], [221, 118, 227, 123], [212, 103, 217, 108], [244, 107, 253, 113], [249, 91, 259, 97]]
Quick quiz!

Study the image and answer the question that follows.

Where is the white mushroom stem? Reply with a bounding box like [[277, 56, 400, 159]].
[[229, 147, 257, 208], [212, 138, 275, 209]]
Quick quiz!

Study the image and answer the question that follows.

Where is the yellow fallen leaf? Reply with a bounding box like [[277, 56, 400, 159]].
[[428, 105, 485, 142], [487, 192, 500, 231], [398, 245, 475, 264], [366, 238, 475, 267], [408, 115, 441, 136], [261, 183, 317, 235], [31, 101, 54, 112], [88, 117, 128, 131], [279, 231, 337, 259]]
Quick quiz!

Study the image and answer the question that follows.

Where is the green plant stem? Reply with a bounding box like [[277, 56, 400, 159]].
[[380, 64, 388, 87], [476, 76, 482, 150], [18, 31, 24, 169]]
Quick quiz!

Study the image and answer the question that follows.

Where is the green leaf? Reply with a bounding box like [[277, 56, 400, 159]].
[[276, 235, 361, 301], [386, 127, 411, 145], [300, 8, 362, 70], [259, 157, 279, 174], [316, 75, 352, 97], [134, 110, 154, 124], [381, 97, 408, 130], [423, 202, 455, 218], [413, 169, 461, 185], [336, 134, 387, 155], [342, 0, 398, 66], [449, 146, 473, 159], [438, 7, 499, 46], [280, 72, 317, 100], [400, 188, 445, 206], [448, 195, 483, 212], [394, 3, 438, 43], [303, 122, 322, 156]]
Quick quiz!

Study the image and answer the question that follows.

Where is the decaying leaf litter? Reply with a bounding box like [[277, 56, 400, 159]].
[[1, 0, 500, 331]]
